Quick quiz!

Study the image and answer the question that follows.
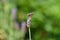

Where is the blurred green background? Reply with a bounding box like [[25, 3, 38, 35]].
[[0, 0, 60, 40]]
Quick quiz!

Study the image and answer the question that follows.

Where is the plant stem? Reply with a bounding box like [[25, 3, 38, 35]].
[[29, 27, 31, 40]]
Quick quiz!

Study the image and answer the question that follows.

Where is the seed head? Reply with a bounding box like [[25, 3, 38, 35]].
[[27, 13, 33, 27]]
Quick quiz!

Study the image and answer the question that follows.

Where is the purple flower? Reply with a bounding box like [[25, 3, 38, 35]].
[[21, 21, 26, 32], [11, 8, 17, 19]]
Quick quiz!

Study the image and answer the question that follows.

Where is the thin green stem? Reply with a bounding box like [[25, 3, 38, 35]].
[[29, 27, 31, 40]]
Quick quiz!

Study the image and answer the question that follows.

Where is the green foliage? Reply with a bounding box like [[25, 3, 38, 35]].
[[0, 0, 60, 40]]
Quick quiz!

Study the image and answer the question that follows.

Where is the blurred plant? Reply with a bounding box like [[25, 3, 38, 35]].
[[27, 13, 33, 40], [0, 29, 7, 40], [0, 0, 60, 40]]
